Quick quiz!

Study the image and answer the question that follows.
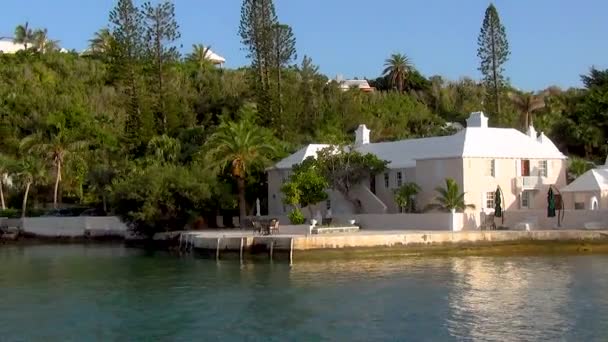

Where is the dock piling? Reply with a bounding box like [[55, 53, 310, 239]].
[[269, 240, 275, 262], [216, 237, 221, 261]]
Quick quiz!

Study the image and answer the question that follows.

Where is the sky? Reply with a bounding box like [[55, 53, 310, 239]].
[[1, 0, 606, 90]]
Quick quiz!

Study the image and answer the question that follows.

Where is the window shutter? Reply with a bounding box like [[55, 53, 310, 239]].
[[515, 159, 521, 177], [546, 160, 551, 178]]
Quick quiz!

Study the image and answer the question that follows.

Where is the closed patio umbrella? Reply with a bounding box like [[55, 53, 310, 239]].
[[547, 188, 556, 217], [494, 187, 502, 218]]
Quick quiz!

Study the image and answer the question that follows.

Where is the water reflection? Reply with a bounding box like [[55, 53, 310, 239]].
[[446, 257, 575, 341], [0, 246, 607, 341]]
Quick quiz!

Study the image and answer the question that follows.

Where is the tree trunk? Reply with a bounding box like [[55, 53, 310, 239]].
[[22, 182, 31, 218], [53, 160, 61, 209], [237, 177, 247, 225], [0, 179, 5, 210], [102, 193, 107, 213]]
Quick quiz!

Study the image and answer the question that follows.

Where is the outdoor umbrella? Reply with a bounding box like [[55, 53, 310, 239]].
[[547, 188, 556, 217], [494, 187, 502, 218]]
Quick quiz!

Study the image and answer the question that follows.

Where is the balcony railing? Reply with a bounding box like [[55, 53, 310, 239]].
[[517, 176, 544, 189]]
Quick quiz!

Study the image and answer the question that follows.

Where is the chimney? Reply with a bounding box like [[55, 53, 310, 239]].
[[466, 111, 488, 128], [355, 124, 370, 146], [527, 125, 537, 139]]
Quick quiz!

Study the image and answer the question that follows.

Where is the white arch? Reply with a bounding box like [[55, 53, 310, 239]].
[[590, 196, 599, 210]]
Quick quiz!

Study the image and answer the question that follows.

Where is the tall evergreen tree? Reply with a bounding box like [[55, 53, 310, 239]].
[[477, 3, 509, 121], [239, 0, 278, 122], [109, 0, 146, 151], [142, 1, 181, 133], [272, 23, 296, 116]]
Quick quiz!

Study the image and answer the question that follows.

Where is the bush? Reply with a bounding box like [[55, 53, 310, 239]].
[[0, 208, 19, 218], [0, 208, 47, 218], [111, 164, 214, 237], [288, 209, 306, 224]]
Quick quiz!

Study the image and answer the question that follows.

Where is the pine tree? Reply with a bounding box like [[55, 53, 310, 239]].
[[239, 0, 278, 122], [477, 3, 509, 122], [272, 23, 296, 116], [109, 0, 146, 152], [142, 1, 181, 133]]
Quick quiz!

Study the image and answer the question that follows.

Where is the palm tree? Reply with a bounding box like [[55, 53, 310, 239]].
[[0, 154, 13, 210], [568, 156, 594, 182], [508, 91, 546, 129], [205, 115, 277, 221], [32, 29, 60, 53], [16, 156, 48, 218], [425, 178, 475, 213], [187, 44, 214, 70], [147, 135, 181, 164], [88, 28, 114, 55], [382, 53, 413, 93], [13, 22, 35, 50], [394, 182, 421, 213], [21, 120, 88, 209]]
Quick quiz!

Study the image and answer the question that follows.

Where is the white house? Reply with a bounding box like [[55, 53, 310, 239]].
[[267, 112, 567, 219], [0, 38, 26, 53], [561, 157, 608, 210]]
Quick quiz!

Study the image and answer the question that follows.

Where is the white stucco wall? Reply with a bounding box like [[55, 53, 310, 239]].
[[19, 217, 128, 237], [463, 158, 567, 213]]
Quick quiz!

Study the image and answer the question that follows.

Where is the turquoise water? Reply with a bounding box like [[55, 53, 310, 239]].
[[1, 245, 608, 341]]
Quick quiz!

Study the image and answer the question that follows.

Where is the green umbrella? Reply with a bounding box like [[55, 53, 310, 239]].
[[548, 188, 556, 217], [494, 187, 502, 218]]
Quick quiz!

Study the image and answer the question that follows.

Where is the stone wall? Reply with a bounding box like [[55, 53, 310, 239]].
[[2, 216, 129, 237]]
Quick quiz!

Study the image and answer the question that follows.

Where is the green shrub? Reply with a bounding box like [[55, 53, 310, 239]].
[[0, 208, 19, 218], [288, 209, 306, 224]]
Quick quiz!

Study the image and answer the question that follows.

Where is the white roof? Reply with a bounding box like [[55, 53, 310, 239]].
[[339, 79, 371, 90], [272, 144, 330, 169], [357, 127, 565, 168], [562, 165, 608, 192], [0, 38, 25, 53], [205, 48, 225, 64], [271, 112, 566, 170]]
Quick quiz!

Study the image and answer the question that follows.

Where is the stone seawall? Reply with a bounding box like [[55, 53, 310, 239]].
[[291, 230, 608, 250]]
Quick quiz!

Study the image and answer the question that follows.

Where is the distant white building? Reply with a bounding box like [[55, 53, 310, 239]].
[[0, 37, 26, 53], [332, 75, 374, 92], [204, 48, 226, 66]]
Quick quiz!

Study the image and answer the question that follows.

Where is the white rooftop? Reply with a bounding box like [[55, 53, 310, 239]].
[[271, 112, 566, 170], [562, 161, 608, 192], [273, 144, 330, 169], [0, 38, 25, 53], [205, 48, 225, 64]]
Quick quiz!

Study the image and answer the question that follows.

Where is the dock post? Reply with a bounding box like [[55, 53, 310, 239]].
[[289, 238, 294, 266], [269, 240, 275, 262], [239, 237, 244, 264], [216, 237, 221, 261]]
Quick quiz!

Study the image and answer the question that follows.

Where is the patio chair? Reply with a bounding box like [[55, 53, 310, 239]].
[[252, 221, 263, 235], [485, 214, 496, 230], [268, 219, 280, 235]]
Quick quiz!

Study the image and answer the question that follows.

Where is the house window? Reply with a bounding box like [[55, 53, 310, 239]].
[[485, 159, 496, 177], [521, 160, 531, 176], [384, 173, 389, 188], [486, 192, 495, 209], [574, 202, 585, 210], [521, 191, 532, 209], [397, 172, 403, 187], [326, 199, 331, 210], [538, 160, 548, 177]]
